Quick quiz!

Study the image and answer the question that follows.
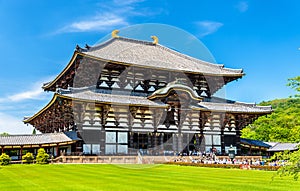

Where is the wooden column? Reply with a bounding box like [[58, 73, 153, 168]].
[[236, 127, 241, 156], [129, 132, 134, 155], [147, 133, 151, 150], [177, 133, 183, 153], [221, 128, 225, 155], [154, 133, 158, 155], [234, 115, 242, 156], [56, 144, 59, 157], [172, 134, 177, 152], [20, 146, 23, 160], [99, 129, 105, 156], [1, 146, 3, 154], [199, 111, 206, 153], [221, 114, 227, 155], [160, 133, 164, 151], [52, 147, 55, 157]]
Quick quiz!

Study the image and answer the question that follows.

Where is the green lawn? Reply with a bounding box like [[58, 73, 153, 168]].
[[0, 164, 299, 191]]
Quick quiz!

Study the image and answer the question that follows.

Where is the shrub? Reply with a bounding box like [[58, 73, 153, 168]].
[[36, 148, 49, 164], [0, 153, 11, 165], [22, 152, 34, 164]]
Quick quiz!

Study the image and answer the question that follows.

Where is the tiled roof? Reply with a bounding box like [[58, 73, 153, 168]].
[[81, 37, 243, 76], [61, 88, 271, 113], [0, 132, 79, 146], [60, 88, 167, 107], [267, 143, 299, 152], [194, 101, 272, 113], [241, 138, 271, 148]]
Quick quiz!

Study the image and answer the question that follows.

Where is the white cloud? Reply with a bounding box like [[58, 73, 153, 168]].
[[58, 13, 128, 33], [236, 1, 249, 12], [8, 85, 44, 102], [55, 0, 160, 34], [195, 21, 224, 37], [0, 77, 53, 103], [0, 112, 33, 134]]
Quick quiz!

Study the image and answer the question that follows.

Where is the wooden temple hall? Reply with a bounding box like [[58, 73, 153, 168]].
[[23, 30, 272, 156]]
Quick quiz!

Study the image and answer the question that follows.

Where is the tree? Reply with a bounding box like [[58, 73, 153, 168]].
[[22, 152, 34, 164], [0, 132, 9, 136], [241, 98, 300, 142], [287, 76, 300, 97], [273, 149, 300, 180], [36, 148, 49, 164], [32, 129, 36, 135], [0, 153, 11, 165]]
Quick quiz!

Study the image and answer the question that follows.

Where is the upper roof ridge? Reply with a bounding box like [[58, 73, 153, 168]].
[[84, 37, 241, 72]]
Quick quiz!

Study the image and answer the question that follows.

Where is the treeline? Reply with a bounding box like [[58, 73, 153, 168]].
[[241, 98, 300, 142]]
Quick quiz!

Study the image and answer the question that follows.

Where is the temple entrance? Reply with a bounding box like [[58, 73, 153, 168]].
[[132, 133, 148, 154]]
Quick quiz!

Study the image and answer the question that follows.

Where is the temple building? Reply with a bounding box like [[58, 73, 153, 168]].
[[23, 30, 272, 156]]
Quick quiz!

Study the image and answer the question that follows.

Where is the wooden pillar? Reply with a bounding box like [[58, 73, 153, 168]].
[[234, 115, 242, 156], [100, 105, 106, 156], [160, 133, 164, 151], [236, 127, 241, 156], [1, 146, 3, 154], [100, 129, 106, 155], [129, 132, 134, 155], [52, 147, 55, 157], [20, 146, 23, 160], [56, 144, 59, 157], [172, 134, 177, 152], [221, 128, 225, 155], [177, 133, 183, 153], [154, 133, 158, 155], [147, 133, 151, 150]]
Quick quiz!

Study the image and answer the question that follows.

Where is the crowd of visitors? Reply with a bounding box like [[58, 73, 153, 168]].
[[173, 151, 268, 166]]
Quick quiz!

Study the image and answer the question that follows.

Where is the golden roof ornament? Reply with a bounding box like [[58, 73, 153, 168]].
[[151, 35, 159, 45], [111, 29, 120, 38]]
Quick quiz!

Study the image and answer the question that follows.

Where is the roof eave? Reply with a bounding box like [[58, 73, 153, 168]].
[[24, 93, 168, 124], [23, 93, 59, 124], [78, 52, 245, 77], [42, 51, 80, 91]]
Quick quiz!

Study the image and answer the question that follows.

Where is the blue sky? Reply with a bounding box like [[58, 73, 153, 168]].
[[0, 0, 299, 134]]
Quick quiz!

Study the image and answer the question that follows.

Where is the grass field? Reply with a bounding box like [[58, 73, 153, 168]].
[[0, 164, 299, 191]]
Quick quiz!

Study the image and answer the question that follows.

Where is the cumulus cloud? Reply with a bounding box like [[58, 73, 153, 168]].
[[0, 112, 33, 134], [195, 21, 224, 37]]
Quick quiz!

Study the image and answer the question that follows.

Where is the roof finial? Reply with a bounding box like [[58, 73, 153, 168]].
[[151, 36, 159, 45], [112, 29, 119, 38]]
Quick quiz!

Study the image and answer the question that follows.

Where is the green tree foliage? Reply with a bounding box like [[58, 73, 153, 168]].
[[0, 132, 9, 136], [242, 98, 300, 142], [272, 149, 300, 180], [36, 148, 49, 164], [287, 76, 300, 96], [0, 153, 11, 165], [22, 152, 34, 164]]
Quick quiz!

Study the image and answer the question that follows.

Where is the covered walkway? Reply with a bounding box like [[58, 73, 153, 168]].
[[0, 131, 80, 160]]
